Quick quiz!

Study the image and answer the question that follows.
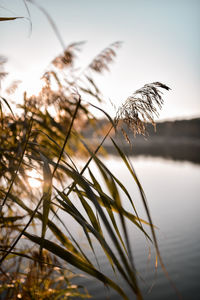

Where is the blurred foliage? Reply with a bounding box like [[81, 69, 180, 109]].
[[0, 250, 90, 299]]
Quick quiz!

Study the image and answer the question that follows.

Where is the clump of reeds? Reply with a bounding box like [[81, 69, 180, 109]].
[[0, 3, 172, 300]]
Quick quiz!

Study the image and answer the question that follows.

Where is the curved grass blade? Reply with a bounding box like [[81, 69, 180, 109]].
[[79, 189, 152, 235], [27, 0, 65, 50], [28, 152, 142, 295], [0, 249, 72, 271], [79, 138, 151, 235], [94, 162, 134, 269], [88, 168, 128, 254], [75, 185, 102, 235], [49, 206, 91, 263], [74, 186, 116, 271], [22, 0, 32, 35], [0, 194, 43, 265], [110, 138, 182, 298], [0, 118, 33, 213], [55, 191, 98, 262], [55, 189, 112, 272], [50, 124, 114, 205], [23, 232, 130, 300], [52, 93, 81, 177], [0, 215, 25, 223], [55, 190, 135, 290], [88, 102, 116, 129], [0, 97, 15, 118], [32, 129, 78, 171], [40, 153, 52, 254], [57, 165, 141, 295], [1, 191, 84, 260]]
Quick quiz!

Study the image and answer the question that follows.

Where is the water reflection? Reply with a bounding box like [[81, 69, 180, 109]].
[[104, 138, 200, 164], [131, 142, 200, 164]]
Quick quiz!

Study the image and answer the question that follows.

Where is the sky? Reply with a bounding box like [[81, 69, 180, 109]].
[[1, 0, 200, 121]]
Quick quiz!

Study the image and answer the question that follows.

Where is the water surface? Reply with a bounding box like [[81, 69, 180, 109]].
[[73, 156, 200, 300]]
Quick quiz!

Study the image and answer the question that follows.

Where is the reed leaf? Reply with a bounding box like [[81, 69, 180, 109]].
[[23, 232, 130, 300], [0, 17, 23, 21], [75, 185, 102, 235], [57, 165, 140, 293], [95, 161, 134, 269], [40, 153, 52, 246], [0, 96, 15, 118], [88, 167, 128, 253], [0, 215, 25, 223], [111, 138, 142, 187], [88, 102, 116, 129], [80, 138, 151, 234], [1, 191, 83, 258], [0, 118, 33, 213], [73, 186, 116, 272], [52, 93, 81, 177], [55, 190, 96, 258], [55, 188, 136, 291]]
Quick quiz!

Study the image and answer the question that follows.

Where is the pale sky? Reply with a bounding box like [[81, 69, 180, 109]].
[[1, 0, 200, 120]]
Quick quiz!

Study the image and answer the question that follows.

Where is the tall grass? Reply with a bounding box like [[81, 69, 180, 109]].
[[0, 3, 171, 299]]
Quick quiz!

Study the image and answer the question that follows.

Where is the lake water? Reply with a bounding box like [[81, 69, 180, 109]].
[[71, 155, 200, 300]]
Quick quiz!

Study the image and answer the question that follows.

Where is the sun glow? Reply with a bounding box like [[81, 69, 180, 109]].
[[22, 76, 44, 97], [27, 169, 42, 189], [10, 73, 45, 106]]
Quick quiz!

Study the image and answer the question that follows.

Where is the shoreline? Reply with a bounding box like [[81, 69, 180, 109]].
[[87, 136, 200, 164]]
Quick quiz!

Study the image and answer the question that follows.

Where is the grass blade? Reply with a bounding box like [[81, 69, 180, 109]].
[[23, 232, 130, 300], [0, 17, 23, 21], [52, 93, 81, 177], [40, 153, 52, 253], [0, 97, 15, 118], [0, 118, 33, 213], [88, 168, 128, 254]]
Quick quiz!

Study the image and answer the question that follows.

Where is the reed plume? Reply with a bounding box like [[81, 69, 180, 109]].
[[52, 41, 85, 69], [115, 82, 170, 137], [89, 41, 122, 73]]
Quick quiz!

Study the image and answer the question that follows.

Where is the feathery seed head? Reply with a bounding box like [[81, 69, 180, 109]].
[[89, 41, 122, 74], [115, 82, 170, 137]]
